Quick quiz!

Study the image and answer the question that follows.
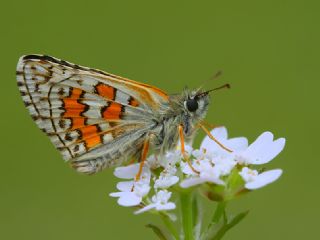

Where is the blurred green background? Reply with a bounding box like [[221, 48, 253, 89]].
[[1, 0, 319, 239]]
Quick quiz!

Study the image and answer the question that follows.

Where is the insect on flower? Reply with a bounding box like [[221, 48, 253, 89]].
[[16, 55, 231, 180]]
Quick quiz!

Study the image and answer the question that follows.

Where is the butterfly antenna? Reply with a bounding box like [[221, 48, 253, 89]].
[[199, 70, 223, 89], [208, 83, 231, 93], [196, 83, 230, 98], [211, 70, 223, 81]]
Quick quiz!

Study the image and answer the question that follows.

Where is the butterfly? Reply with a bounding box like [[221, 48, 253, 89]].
[[16, 55, 231, 180]]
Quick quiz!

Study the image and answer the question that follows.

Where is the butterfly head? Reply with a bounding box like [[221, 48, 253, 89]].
[[183, 90, 210, 119], [182, 83, 230, 118]]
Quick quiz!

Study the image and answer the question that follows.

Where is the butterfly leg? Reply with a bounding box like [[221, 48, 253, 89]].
[[199, 120, 223, 130], [198, 124, 233, 153], [134, 136, 150, 181], [178, 125, 200, 174]]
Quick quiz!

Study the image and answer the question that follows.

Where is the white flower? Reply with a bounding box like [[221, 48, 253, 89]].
[[200, 127, 248, 155], [185, 150, 235, 178], [146, 155, 161, 169], [180, 139, 238, 188], [211, 154, 237, 177], [135, 190, 176, 214], [110, 181, 150, 206], [154, 166, 179, 189], [162, 144, 193, 168], [163, 151, 182, 167], [239, 167, 283, 190], [110, 164, 151, 207], [180, 159, 225, 188], [147, 144, 192, 170], [113, 163, 150, 179], [235, 132, 286, 165], [109, 127, 286, 212], [192, 149, 207, 160]]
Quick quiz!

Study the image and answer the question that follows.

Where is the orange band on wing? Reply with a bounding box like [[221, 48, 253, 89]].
[[102, 102, 123, 120], [63, 88, 86, 118], [71, 117, 85, 129], [79, 125, 102, 149], [80, 125, 98, 138], [85, 135, 101, 148], [68, 88, 82, 99], [95, 83, 115, 100]]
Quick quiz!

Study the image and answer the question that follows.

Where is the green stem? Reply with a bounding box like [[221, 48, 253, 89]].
[[160, 213, 179, 240], [180, 191, 194, 240]]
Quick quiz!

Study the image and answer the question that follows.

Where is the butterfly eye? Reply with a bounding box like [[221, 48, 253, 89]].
[[185, 98, 198, 112]]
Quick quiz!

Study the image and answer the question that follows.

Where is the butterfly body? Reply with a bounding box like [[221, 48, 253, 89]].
[[17, 55, 210, 174]]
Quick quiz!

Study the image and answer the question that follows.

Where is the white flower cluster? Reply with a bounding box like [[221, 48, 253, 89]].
[[110, 127, 285, 214]]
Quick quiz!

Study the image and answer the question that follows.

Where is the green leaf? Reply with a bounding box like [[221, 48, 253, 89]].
[[209, 210, 249, 240], [146, 224, 169, 240], [227, 210, 249, 230], [160, 213, 179, 240]]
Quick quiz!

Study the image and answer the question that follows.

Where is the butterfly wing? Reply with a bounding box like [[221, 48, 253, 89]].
[[17, 54, 169, 174]]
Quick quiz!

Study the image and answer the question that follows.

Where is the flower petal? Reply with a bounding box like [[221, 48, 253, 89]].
[[239, 167, 258, 182], [238, 132, 285, 165], [181, 162, 198, 176], [245, 169, 283, 190], [226, 137, 248, 151], [248, 131, 274, 153], [211, 127, 228, 139], [180, 176, 224, 188], [200, 127, 247, 154], [117, 192, 142, 207], [192, 149, 204, 159], [154, 175, 179, 189], [164, 151, 182, 167], [109, 192, 123, 197], [180, 177, 206, 188], [155, 202, 176, 211], [109, 191, 142, 207], [256, 138, 285, 164], [116, 181, 134, 191], [114, 164, 140, 179], [200, 127, 228, 153], [134, 204, 157, 214], [185, 145, 193, 155]]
